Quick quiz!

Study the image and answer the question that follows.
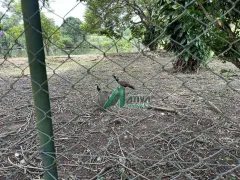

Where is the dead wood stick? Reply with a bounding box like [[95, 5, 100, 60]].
[[147, 105, 178, 114], [90, 165, 113, 180], [50, 96, 66, 101], [14, 104, 33, 110], [205, 100, 222, 114]]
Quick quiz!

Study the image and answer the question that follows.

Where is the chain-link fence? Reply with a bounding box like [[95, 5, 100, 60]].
[[0, 0, 240, 179]]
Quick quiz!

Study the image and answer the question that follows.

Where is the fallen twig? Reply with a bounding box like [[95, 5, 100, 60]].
[[8, 157, 43, 171], [119, 163, 151, 180], [0, 131, 16, 138], [17, 109, 34, 133], [14, 104, 33, 110], [90, 165, 113, 180], [147, 105, 179, 114], [112, 128, 126, 163], [205, 100, 222, 114], [50, 96, 66, 101]]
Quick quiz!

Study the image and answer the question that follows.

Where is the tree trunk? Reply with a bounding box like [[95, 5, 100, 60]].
[[43, 42, 50, 56], [45, 45, 50, 56], [149, 42, 158, 51], [114, 40, 119, 53], [232, 59, 240, 69], [172, 56, 200, 72]]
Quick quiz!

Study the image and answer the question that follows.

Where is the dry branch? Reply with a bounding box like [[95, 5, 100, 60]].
[[90, 165, 113, 180], [205, 100, 222, 114], [147, 105, 179, 114]]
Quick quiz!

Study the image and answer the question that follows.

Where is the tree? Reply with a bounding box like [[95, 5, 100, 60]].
[[7, 25, 24, 48], [80, 0, 163, 51], [60, 35, 74, 49], [61, 17, 83, 47], [165, 0, 240, 70], [80, 0, 123, 52], [126, 0, 163, 51], [0, 2, 25, 57], [195, 0, 240, 69], [1, 1, 62, 56], [81, 0, 240, 71], [41, 13, 62, 55], [159, 1, 211, 72]]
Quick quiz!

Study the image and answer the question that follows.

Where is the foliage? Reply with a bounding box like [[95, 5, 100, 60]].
[[81, 0, 240, 70], [163, 2, 211, 72], [161, 0, 240, 69], [0, 1, 25, 57], [87, 35, 133, 52], [2, 0, 239, 69], [80, 0, 125, 52], [80, 0, 163, 51], [196, 0, 240, 68], [1, 1, 63, 56], [40, 13, 63, 55], [61, 17, 84, 47], [117, 39, 134, 52], [7, 25, 24, 46], [80, 0, 124, 37], [60, 35, 74, 48], [126, 0, 164, 51]]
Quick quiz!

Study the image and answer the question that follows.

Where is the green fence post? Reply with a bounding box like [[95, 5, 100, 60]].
[[21, 0, 58, 179]]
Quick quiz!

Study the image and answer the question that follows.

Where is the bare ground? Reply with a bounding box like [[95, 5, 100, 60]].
[[0, 51, 240, 180]]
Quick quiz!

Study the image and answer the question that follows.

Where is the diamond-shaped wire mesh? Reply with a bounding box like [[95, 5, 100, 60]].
[[0, 0, 240, 179]]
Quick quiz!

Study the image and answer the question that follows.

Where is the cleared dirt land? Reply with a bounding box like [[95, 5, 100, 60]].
[[0, 51, 240, 179]]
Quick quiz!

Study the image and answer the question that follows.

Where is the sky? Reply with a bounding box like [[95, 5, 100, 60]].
[[42, 0, 86, 26]]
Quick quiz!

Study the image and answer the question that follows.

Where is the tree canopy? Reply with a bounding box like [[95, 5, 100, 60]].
[[80, 0, 240, 70], [40, 13, 62, 55], [61, 17, 84, 46]]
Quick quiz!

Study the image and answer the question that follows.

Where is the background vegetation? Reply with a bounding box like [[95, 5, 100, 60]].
[[1, 0, 239, 72]]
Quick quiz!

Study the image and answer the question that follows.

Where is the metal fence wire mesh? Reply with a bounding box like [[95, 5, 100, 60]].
[[0, 0, 240, 179]]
